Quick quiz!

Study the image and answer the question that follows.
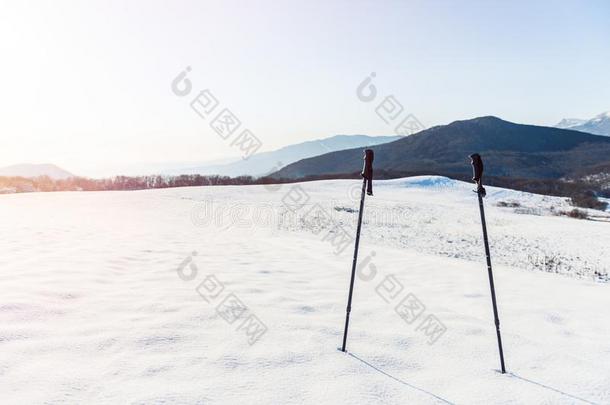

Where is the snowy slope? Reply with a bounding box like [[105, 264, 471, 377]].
[[0, 177, 608, 404]]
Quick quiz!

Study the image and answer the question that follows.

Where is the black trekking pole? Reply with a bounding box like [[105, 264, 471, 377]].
[[470, 153, 506, 374], [341, 149, 374, 353]]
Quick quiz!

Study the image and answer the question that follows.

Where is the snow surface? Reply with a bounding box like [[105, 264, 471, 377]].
[[1, 176, 609, 404]]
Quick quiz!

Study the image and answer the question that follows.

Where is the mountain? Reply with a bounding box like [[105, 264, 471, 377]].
[[0, 164, 75, 179], [271, 116, 610, 180], [172, 134, 402, 177], [555, 111, 610, 136], [555, 118, 587, 129]]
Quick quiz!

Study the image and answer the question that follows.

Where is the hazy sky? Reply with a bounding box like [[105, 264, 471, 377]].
[[1, 0, 609, 176]]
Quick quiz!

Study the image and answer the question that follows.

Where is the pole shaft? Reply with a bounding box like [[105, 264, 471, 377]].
[[477, 192, 506, 373], [341, 178, 367, 352]]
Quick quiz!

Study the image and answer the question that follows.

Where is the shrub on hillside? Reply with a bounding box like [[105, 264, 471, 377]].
[[496, 201, 520, 208], [562, 209, 588, 220], [570, 191, 608, 211]]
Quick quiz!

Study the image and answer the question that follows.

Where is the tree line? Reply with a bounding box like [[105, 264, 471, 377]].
[[0, 170, 607, 211], [0, 174, 260, 193]]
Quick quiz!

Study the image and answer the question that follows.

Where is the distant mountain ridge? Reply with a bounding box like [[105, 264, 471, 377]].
[[171, 134, 402, 177], [271, 116, 610, 180], [555, 118, 587, 129], [0, 164, 74, 179], [555, 111, 610, 136]]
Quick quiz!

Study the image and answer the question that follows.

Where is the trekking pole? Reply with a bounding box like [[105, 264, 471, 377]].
[[470, 153, 506, 374], [341, 149, 374, 352]]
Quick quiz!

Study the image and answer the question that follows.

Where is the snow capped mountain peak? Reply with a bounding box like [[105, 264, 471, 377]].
[[555, 110, 610, 136], [592, 111, 610, 121], [555, 118, 586, 129]]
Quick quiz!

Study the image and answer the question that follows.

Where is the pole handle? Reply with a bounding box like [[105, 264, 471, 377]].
[[362, 149, 374, 196], [469, 153, 486, 197]]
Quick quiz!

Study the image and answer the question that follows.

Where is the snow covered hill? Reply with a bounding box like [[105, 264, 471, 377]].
[[1, 177, 608, 404]]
